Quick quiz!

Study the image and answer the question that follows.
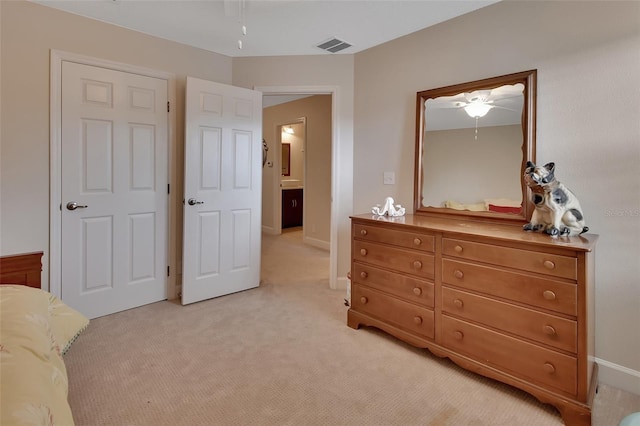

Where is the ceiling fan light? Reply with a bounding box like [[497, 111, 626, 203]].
[[464, 103, 492, 118]]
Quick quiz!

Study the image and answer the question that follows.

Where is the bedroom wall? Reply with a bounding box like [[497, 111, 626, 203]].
[[353, 1, 640, 394], [0, 0, 232, 294], [262, 95, 332, 247]]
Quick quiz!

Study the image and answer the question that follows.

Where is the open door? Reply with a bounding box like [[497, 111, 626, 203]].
[[182, 77, 262, 304]]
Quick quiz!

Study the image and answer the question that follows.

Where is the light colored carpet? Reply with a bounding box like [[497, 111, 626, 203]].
[[65, 228, 639, 425]]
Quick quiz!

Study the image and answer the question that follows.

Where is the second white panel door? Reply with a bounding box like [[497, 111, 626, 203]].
[[182, 76, 262, 305]]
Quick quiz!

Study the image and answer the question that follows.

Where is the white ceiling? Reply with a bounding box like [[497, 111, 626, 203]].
[[32, 0, 498, 58]]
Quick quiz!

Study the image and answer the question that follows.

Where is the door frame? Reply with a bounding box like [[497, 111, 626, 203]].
[[49, 50, 178, 299], [256, 86, 338, 290]]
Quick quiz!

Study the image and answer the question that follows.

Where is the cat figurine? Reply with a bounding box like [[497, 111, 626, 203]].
[[523, 161, 589, 237]]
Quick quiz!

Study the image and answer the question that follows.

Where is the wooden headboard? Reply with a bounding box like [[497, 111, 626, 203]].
[[0, 252, 44, 288]]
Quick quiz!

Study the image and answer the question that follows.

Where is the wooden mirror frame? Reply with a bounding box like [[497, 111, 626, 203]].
[[414, 70, 537, 224]]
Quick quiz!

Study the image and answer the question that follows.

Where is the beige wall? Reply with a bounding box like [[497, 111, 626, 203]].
[[234, 55, 354, 287], [354, 1, 640, 393], [0, 0, 232, 293], [262, 96, 332, 247]]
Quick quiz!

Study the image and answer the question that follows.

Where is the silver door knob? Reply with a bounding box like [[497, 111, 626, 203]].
[[187, 198, 204, 206], [66, 202, 88, 210]]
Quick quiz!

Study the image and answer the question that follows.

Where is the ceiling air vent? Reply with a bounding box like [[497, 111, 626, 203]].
[[316, 38, 352, 53]]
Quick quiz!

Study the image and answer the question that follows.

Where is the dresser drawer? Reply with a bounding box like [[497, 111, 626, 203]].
[[352, 284, 434, 339], [442, 287, 577, 353], [442, 316, 577, 396], [354, 241, 435, 279], [353, 262, 434, 308], [442, 238, 577, 280], [442, 259, 577, 316], [354, 223, 434, 252]]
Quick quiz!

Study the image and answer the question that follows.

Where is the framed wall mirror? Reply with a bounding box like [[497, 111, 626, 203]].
[[281, 143, 291, 176], [414, 70, 536, 223]]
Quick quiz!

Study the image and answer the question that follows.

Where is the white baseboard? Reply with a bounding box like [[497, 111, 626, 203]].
[[262, 225, 278, 235], [333, 275, 349, 291], [595, 357, 640, 396], [303, 235, 330, 251]]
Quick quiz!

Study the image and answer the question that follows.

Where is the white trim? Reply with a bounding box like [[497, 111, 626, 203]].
[[334, 276, 349, 291], [595, 357, 640, 396], [49, 50, 177, 299], [303, 235, 330, 251], [256, 85, 339, 289], [261, 225, 278, 235]]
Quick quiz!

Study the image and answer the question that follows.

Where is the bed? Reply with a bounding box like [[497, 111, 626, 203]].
[[1, 252, 89, 426], [443, 197, 523, 214]]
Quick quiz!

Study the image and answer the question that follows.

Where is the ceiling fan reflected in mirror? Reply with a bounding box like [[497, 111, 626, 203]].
[[458, 90, 495, 118], [426, 83, 524, 140], [448, 90, 519, 118]]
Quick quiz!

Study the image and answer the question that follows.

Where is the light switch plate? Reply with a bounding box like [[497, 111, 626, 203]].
[[383, 172, 395, 185]]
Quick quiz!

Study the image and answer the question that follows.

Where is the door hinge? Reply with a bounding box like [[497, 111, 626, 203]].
[[167, 266, 170, 277], [167, 184, 170, 195], [167, 101, 170, 113]]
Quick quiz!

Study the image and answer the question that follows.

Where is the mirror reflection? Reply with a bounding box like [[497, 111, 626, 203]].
[[281, 143, 291, 176], [414, 70, 536, 222], [423, 83, 524, 213]]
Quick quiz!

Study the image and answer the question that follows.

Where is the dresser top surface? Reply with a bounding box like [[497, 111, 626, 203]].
[[351, 214, 598, 252]]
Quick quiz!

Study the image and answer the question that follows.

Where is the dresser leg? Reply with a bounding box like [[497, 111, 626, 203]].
[[557, 405, 591, 426], [347, 310, 361, 330]]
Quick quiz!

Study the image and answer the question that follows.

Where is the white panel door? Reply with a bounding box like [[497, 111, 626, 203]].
[[61, 61, 168, 319], [182, 77, 262, 304]]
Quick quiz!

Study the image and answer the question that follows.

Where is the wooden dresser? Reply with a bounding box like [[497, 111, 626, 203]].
[[348, 214, 597, 425]]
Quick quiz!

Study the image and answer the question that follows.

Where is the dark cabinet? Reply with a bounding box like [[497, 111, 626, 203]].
[[282, 189, 303, 228]]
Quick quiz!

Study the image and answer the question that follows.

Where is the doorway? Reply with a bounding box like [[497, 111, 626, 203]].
[[260, 89, 335, 287], [279, 119, 305, 230]]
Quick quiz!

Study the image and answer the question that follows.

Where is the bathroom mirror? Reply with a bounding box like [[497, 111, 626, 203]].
[[414, 70, 536, 223], [281, 143, 291, 176]]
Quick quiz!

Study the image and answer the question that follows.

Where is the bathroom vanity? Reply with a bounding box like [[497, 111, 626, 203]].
[[282, 188, 303, 228]]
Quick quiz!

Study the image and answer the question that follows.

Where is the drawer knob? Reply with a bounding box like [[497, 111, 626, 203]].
[[360, 248, 368, 256], [413, 260, 423, 269], [453, 331, 464, 340], [360, 271, 368, 279], [543, 260, 556, 270], [413, 287, 422, 296], [414, 238, 422, 246], [454, 245, 463, 253], [543, 290, 557, 301], [453, 299, 464, 309], [543, 362, 556, 374], [543, 325, 557, 336], [360, 296, 368, 304], [413, 316, 423, 325], [360, 229, 368, 236], [453, 270, 464, 279]]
